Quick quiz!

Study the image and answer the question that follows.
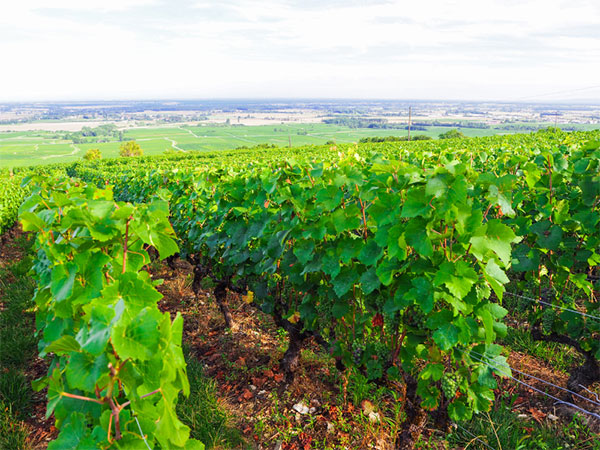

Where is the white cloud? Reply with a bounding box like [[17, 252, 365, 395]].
[[1, 0, 599, 101]]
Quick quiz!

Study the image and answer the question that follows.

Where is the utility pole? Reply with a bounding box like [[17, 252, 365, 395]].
[[288, 132, 292, 147], [408, 106, 412, 141]]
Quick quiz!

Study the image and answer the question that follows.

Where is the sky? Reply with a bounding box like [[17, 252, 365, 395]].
[[1, 0, 600, 102]]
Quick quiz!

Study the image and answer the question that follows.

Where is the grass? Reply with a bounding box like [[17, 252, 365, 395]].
[[447, 392, 600, 449], [0, 371, 33, 421], [501, 326, 583, 373], [0, 235, 37, 449], [177, 355, 246, 449], [0, 401, 30, 450]]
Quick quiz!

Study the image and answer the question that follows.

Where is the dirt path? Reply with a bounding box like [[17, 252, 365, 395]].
[[40, 143, 80, 160], [163, 136, 187, 152], [179, 126, 201, 139]]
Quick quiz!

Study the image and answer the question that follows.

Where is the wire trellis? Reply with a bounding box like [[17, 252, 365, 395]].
[[467, 352, 600, 421], [469, 350, 600, 409], [453, 422, 499, 450], [504, 291, 600, 322]]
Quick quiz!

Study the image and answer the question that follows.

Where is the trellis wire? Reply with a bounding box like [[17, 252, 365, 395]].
[[130, 407, 152, 450], [468, 353, 600, 421], [453, 422, 499, 450], [504, 291, 600, 322], [469, 350, 600, 409]]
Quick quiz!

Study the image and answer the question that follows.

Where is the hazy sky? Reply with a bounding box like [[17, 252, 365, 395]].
[[2, 0, 600, 101]]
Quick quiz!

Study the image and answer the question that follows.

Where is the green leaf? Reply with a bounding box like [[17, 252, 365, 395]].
[[293, 239, 315, 264], [88, 200, 114, 220], [479, 308, 495, 343], [360, 268, 381, 295], [469, 220, 516, 266], [409, 277, 434, 313], [331, 206, 361, 234], [155, 399, 192, 449], [432, 323, 459, 351], [47, 413, 94, 450], [321, 252, 341, 278], [484, 259, 509, 299], [149, 230, 179, 260], [46, 368, 64, 419], [358, 240, 383, 267], [401, 187, 430, 218], [51, 262, 78, 302], [376, 258, 401, 286], [580, 178, 600, 206], [404, 220, 433, 258], [332, 299, 350, 319], [536, 225, 562, 251], [425, 177, 447, 198], [66, 352, 109, 392], [332, 267, 358, 298], [420, 363, 444, 381], [448, 398, 473, 421], [511, 243, 539, 272], [19, 211, 48, 232], [45, 335, 81, 355], [111, 308, 162, 361], [433, 261, 477, 300], [447, 176, 468, 204], [76, 304, 118, 356]]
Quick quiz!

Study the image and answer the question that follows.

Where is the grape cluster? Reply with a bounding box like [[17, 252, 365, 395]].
[[441, 373, 459, 399], [372, 341, 389, 362], [351, 341, 364, 366], [403, 306, 427, 328], [541, 308, 556, 335]]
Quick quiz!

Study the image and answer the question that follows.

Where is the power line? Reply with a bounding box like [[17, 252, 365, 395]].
[[504, 291, 600, 322], [515, 84, 600, 101]]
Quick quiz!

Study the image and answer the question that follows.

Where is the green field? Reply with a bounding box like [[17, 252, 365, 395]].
[[2, 122, 599, 168]]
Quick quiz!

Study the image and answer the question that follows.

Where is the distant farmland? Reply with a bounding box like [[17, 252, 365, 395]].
[[1, 121, 599, 168]]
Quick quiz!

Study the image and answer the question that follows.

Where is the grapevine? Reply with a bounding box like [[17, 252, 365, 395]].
[[19, 175, 203, 450]]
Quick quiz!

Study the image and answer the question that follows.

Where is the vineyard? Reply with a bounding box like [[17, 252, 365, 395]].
[[1, 129, 599, 449]]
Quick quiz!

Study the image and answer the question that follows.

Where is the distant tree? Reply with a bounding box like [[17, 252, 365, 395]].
[[80, 126, 96, 137], [83, 148, 102, 161], [358, 135, 433, 144], [438, 129, 465, 139], [119, 140, 143, 157]]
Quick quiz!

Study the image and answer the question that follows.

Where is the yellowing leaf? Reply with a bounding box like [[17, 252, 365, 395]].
[[242, 291, 254, 304], [288, 311, 300, 324]]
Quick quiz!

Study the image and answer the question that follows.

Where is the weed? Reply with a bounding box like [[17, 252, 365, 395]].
[[448, 392, 600, 449], [0, 401, 30, 450], [0, 371, 32, 421], [200, 276, 216, 290], [501, 326, 583, 372], [177, 357, 245, 449], [346, 369, 375, 407]]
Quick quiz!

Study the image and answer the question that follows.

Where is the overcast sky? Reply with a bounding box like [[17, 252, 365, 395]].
[[1, 0, 599, 102]]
